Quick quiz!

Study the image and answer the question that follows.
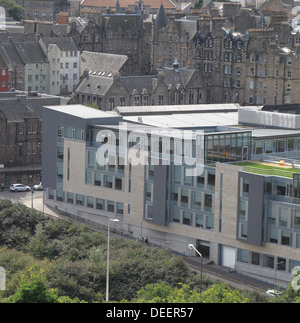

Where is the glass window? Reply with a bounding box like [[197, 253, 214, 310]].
[[206, 215, 214, 229], [264, 181, 272, 195], [192, 191, 201, 210], [281, 231, 291, 246], [67, 192, 74, 204], [87, 197, 94, 208], [196, 175, 205, 188], [148, 164, 154, 180], [96, 198, 105, 210], [277, 258, 286, 271], [204, 194, 212, 212], [146, 183, 152, 201], [238, 249, 249, 263], [196, 214, 203, 228], [174, 166, 181, 184], [279, 208, 289, 227], [276, 182, 286, 196], [76, 194, 84, 206], [88, 151, 95, 168], [57, 146, 64, 161], [239, 200, 246, 220], [207, 172, 215, 189], [107, 200, 114, 212], [251, 252, 260, 265], [116, 202, 124, 214], [146, 204, 153, 220], [264, 255, 274, 269], [264, 140, 273, 153], [94, 173, 101, 186], [270, 227, 278, 243], [115, 177, 123, 190], [241, 223, 247, 238], [171, 187, 178, 205], [104, 175, 113, 188], [183, 211, 192, 226], [242, 178, 249, 197], [172, 209, 180, 223], [255, 141, 263, 154], [85, 171, 92, 185], [276, 140, 285, 152], [48, 189, 55, 200], [181, 189, 189, 207], [294, 210, 300, 230]]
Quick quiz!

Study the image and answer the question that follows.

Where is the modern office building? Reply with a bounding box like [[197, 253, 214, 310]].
[[42, 103, 300, 287]]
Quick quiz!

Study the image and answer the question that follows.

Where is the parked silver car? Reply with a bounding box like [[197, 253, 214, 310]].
[[9, 184, 31, 192], [33, 182, 43, 191]]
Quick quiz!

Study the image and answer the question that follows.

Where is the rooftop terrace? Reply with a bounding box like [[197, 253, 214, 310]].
[[235, 161, 300, 178]]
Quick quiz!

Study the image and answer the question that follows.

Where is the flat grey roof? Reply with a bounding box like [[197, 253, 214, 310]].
[[251, 128, 300, 138], [123, 111, 239, 129], [116, 103, 239, 116], [44, 104, 121, 120]]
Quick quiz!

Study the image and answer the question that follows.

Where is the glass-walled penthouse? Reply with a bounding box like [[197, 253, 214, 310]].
[[205, 131, 251, 164]]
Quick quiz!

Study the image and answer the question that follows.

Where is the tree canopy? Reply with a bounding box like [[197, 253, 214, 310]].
[[0, 0, 24, 21]]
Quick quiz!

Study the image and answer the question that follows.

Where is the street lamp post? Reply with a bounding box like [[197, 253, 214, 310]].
[[106, 218, 119, 302], [188, 244, 203, 293]]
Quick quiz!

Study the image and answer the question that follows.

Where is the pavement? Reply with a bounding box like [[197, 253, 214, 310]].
[[184, 256, 274, 293]]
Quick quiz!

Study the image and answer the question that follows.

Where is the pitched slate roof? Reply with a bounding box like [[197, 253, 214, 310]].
[[75, 75, 114, 96], [0, 43, 23, 68], [41, 36, 79, 51], [155, 4, 168, 28], [0, 96, 60, 122], [119, 75, 155, 95], [14, 43, 48, 64], [81, 0, 177, 10], [80, 51, 128, 77], [0, 42, 47, 69]]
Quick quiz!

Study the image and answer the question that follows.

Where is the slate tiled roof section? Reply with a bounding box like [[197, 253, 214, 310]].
[[0, 43, 23, 68], [80, 51, 128, 77], [14, 43, 48, 64], [0, 96, 60, 122], [155, 4, 168, 28], [76, 75, 114, 96], [81, 0, 177, 10], [41, 36, 79, 51]]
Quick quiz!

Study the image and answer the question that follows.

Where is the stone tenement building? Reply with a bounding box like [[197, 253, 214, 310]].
[[13, 0, 70, 21], [71, 0, 300, 108], [0, 92, 61, 188], [73, 10, 151, 76]]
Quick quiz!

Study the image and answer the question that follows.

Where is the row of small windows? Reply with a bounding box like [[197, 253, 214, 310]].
[[171, 208, 214, 230], [195, 37, 243, 50], [48, 189, 125, 215], [237, 248, 300, 274]]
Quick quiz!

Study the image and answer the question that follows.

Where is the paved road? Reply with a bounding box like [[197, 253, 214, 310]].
[[0, 189, 43, 204]]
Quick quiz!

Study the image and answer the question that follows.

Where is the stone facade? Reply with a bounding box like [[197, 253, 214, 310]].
[[0, 93, 60, 188]]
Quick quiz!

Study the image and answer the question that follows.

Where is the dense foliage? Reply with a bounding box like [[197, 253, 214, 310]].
[[0, 0, 24, 21], [0, 199, 298, 303]]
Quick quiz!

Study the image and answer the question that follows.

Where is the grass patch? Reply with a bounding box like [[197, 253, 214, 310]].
[[234, 162, 300, 178]]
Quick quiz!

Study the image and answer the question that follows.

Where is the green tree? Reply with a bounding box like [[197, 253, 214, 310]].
[[4, 266, 85, 303], [132, 282, 249, 303], [7, 267, 59, 303], [0, 0, 24, 21]]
